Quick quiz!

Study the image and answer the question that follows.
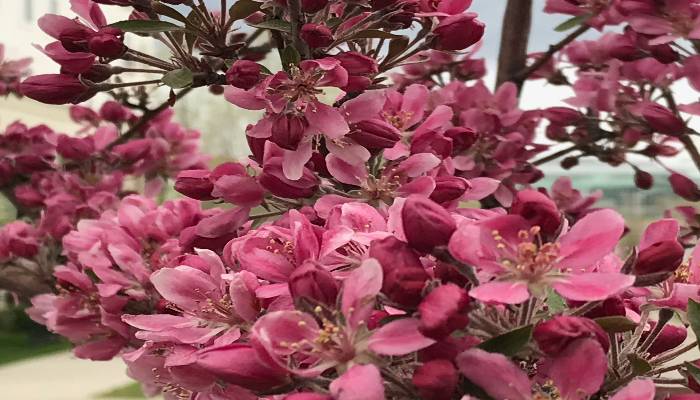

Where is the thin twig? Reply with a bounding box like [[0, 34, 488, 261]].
[[496, 0, 533, 90]]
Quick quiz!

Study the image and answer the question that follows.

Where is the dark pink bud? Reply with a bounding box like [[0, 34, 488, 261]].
[[643, 323, 687, 356], [510, 189, 561, 235], [430, 176, 469, 204], [14, 185, 44, 208], [301, 0, 328, 12], [642, 103, 685, 136], [0, 221, 40, 259], [212, 174, 265, 208], [70, 105, 100, 125], [370, 236, 428, 307], [226, 60, 262, 90], [99, 101, 130, 123], [57, 135, 95, 161], [419, 283, 469, 340], [669, 173, 700, 201], [412, 359, 458, 400], [634, 240, 684, 275], [334, 51, 379, 75], [300, 24, 334, 48], [196, 344, 289, 391], [348, 119, 401, 150], [288, 262, 338, 305], [112, 139, 152, 163], [88, 28, 125, 58], [432, 13, 484, 51], [259, 158, 319, 199], [543, 107, 582, 125], [402, 195, 457, 253], [174, 169, 215, 200], [271, 114, 307, 151], [533, 316, 610, 355], [20, 74, 93, 105], [13, 154, 52, 173], [445, 127, 477, 153], [570, 296, 626, 319], [456, 58, 486, 80], [634, 169, 654, 190]]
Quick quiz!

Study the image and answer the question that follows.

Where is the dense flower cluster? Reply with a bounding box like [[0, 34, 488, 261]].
[[0, 99, 207, 298], [6, 0, 700, 399]]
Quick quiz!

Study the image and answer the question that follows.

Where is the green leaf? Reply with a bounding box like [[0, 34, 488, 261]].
[[108, 20, 184, 33], [546, 290, 567, 314], [151, 3, 189, 25], [229, 0, 261, 21], [349, 30, 403, 41], [280, 46, 301, 72], [627, 354, 652, 375], [248, 19, 291, 33], [688, 299, 700, 350], [594, 316, 638, 333], [478, 325, 533, 357], [554, 14, 590, 32], [162, 68, 193, 89]]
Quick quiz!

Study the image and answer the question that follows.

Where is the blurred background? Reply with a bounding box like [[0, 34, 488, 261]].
[[0, 0, 698, 398]]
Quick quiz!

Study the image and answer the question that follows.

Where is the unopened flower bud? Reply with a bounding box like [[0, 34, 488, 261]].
[[430, 176, 469, 204], [634, 240, 684, 275], [634, 169, 654, 190], [20, 74, 93, 105], [533, 316, 610, 355], [348, 120, 401, 150], [57, 135, 95, 161], [412, 359, 458, 400], [642, 103, 685, 136], [402, 195, 457, 253], [301, 0, 329, 13], [561, 156, 579, 169], [88, 28, 125, 58], [669, 173, 700, 201], [543, 107, 582, 125], [642, 323, 687, 356], [226, 60, 262, 90], [369, 236, 428, 307], [271, 114, 307, 151], [511, 189, 561, 235], [419, 283, 469, 340], [300, 24, 333, 48], [431, 13, 484, 51], [174, 169, 215, 200], [288, 262, 338, 305]]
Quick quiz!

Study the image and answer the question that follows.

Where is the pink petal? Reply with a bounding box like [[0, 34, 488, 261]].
[[70, 0, 107, 28], [342, 258, 383, 330], [610, 379, 655, 400], [342, 90, 385, 124], [547, 338, 607, 400], [463, 177, 500, 201], [397, 153, 441, 177], [282, 141, 313, 180], [639, 219, 679, 251], [401, 84, 430, 127], [558, 209, 625, 269], [552, 272, 634, 302], [456, 348, 531, 400], [368, 318, 435, 355], [413, 105, 453, 138], [469, 281, 530, 305], [150, 266, 220, 311], [305, 102, 349, 140], [330, 364, 385, 400], [326, 154, 367, 186]]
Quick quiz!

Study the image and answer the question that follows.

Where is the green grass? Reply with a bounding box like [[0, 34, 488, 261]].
[[95, 382, 146, 399], [0, 331, 71, 366]]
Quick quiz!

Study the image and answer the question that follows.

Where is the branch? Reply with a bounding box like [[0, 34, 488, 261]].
[[105, 87, 193, 150], [514, 23, 590, 85], [532, 144, 579, 166], [496, 0, 533, 90], [287, 0, 310, 59]]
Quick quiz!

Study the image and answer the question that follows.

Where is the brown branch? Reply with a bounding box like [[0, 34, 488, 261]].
[[105, 87, 193, 150], [514, 23, 590, 85], [496, 0, 533, 90], [287, 0, 310, 59], [532, 144, 579, 166]]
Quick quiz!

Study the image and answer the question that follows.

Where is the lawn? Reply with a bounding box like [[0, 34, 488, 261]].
[[0, 331, 70, 366]]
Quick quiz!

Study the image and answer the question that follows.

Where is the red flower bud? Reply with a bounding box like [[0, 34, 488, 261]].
[[174, 169, 215, 200], [543, 107, 582, 125], [533, 316, 610, 355], [348, 120, 401, 150], [430, 176, 469, 204], [402, 195, 457, 253], [634, 169, 654, 190], [369, 236, 429, 307], [669, 173, 700, 201], [642, 323, 686, 356], [259, 158, 319, 199], [432, 13, 484, 51], [88, 28, 125, 58], [419, 283, 469, 340], [634, 240, 684, 275], [412, 359, 458, 400], [112, 139, 152, 163], [300, 24, 334, 49], [99, 101, 130, 123], [288, 262, 338, 305], [271, 114, 307, 151], [57, 135, 95, 161], [334, 51, 379, 75], [14, 185, 44, 208], [642, 103, 685, 136], [510, 190, 561, 235], [226, 60, 262, 90], [20, 74, 93, 105]]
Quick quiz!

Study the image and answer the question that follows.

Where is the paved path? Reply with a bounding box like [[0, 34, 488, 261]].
[[0, 351, 134, 400]]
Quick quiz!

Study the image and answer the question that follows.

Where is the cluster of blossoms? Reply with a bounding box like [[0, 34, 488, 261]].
[[6, 0, 700, 399], [0, 98, 207, 298]]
